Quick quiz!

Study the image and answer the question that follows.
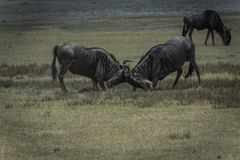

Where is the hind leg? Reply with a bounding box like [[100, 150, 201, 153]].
[[172, 69, 183, 89], [58, 63, 71, 92], [184, 63, 194, 79], [192, 60, 201, 86], [188, 27, 194, 41]]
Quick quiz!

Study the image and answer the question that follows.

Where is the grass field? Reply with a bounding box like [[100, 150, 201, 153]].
[[0, 14, 240, 160]]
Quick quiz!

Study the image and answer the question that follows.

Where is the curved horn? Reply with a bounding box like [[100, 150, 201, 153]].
[[121, 60, 132, 70], [123, 60, 132, 65]]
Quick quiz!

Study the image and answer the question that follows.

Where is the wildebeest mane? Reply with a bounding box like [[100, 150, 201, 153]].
[[135, 43, 174, 66], [133, 44, 174, 79], [87, 47, 122, 80]]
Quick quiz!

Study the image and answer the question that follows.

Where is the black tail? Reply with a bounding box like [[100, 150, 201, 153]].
[[182, 17, 187, 36], [52, 45, 58, 81], [184, 62, 194, 79]]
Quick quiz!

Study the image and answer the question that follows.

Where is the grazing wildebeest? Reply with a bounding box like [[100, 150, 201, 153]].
[[107, 36, 201, 90], [51, 43, 130, 92], [182, 10, 231, 46]]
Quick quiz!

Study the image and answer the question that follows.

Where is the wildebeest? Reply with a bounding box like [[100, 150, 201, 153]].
[[182, 10, 231, 46], [51, 43, 130, 92], [107, 36, 201, 90]]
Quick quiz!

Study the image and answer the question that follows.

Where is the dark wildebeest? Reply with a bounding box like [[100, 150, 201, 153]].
[[107, 37, 201, 90], [51, 43, 130, 92], [182, 10, 231, 46]]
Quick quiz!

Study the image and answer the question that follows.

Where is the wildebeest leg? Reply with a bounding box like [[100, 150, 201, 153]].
[[99, 81, 106, 91], [211, 31, 215, 46], [172, 69, 182, 89], [188, 27, 194, 41], [184, 63, 194, 79], [152, 77, 159, 90], [91, 79, 98, 90], [205, 29, 211, 46], [192, 60, 201, 86], [182, 24, 190, 36], [58, 63, 71, 92]]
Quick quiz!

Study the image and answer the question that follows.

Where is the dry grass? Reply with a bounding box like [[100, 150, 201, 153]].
[[0, 62, 239, 160]]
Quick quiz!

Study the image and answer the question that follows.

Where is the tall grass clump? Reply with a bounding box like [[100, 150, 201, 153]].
[[199, 63, 240, 75], [0, 63, 51, 77]]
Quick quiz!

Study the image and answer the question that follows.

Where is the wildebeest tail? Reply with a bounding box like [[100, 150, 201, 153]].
[[182, 17, 187, 36], [184, 62, 194, 79], [52, 45, 58, 81]]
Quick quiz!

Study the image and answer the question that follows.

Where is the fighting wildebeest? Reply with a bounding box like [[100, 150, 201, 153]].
[[107, 36, 201, 90], [182, 10, 231, 46], [51, 43, 130, 92]]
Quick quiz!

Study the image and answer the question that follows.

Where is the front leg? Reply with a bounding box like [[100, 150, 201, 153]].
[[211, 31, 215, 46], [205, 29, 210, 46], [58, 63, 72, 92], [91, 79, 99, 90], [98, 81, 106, 91], [151, 77, 159, 90], [172, 69, 182, 89], [95, 62, 106, 91]]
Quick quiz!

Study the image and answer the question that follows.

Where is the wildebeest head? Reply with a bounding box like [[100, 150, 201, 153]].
[[222, 26, 231, 45], [126, 70, 153, 90], [106, 60, 132, 88], [107, 66, 153, 90]]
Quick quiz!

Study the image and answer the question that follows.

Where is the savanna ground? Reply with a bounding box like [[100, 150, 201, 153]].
[[0, 11, 240, 160]]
